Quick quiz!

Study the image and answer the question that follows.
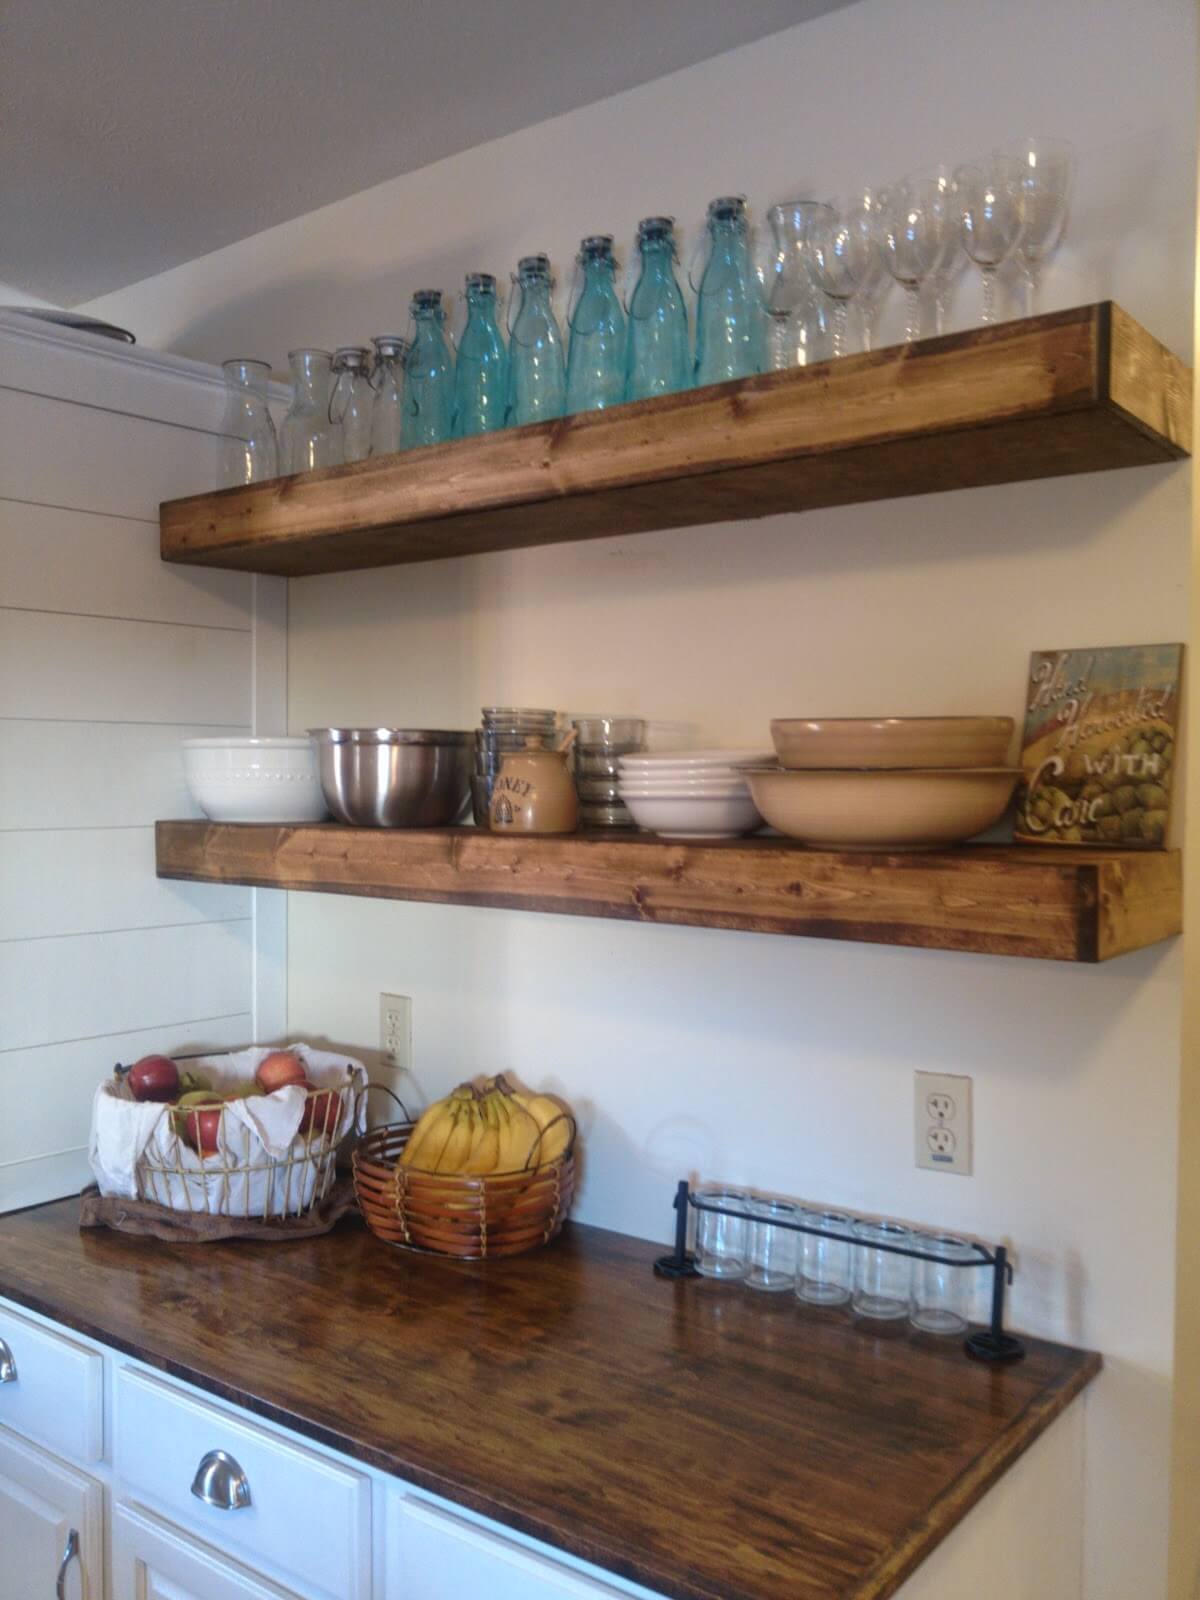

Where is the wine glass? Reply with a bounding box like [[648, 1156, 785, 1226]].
[[954, 157, 1025, 325], [881, 179, 953, 342], [846, 186, 891, 351], [806, 200, 874, 358], [999, 137, 1075, 316]]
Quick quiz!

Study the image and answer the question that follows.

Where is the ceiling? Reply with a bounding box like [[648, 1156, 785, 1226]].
[[2, 0, 854, 307]]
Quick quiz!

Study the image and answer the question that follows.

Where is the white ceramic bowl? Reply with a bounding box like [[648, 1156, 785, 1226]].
[[182, 737, 329, 823], [618, 778, 752, 796], [620, 789, 763, 840], [619, 749, 773, 771], [743, 766, 1022, 850]]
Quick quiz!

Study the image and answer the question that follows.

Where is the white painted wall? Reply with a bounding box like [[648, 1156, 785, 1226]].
[[82, 1, 1195, 1595], [0, 313, 288, 1211]]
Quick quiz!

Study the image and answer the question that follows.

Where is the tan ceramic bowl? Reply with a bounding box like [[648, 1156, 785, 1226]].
[[769, 716, 1014, 771], [744, 767, 1022, 851]]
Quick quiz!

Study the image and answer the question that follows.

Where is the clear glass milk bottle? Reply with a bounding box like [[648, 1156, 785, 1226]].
[[219, 358, 278, 486], [566, 235, 626, 414], [330, 346, 373, 462], [369, 335, 406, 457], [623, 216, 690, 402], [401, 290, 454, 449], [693, 195, 766, 387], [452, 273, 508, 438], [280, 348, 341, 474], [507, 254, 565, 426]]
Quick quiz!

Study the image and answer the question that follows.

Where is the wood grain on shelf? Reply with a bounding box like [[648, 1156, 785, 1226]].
[[155, 821, 1182, 962], [0, 1200, 1100, 1600], [159, 303, 1191, 577]]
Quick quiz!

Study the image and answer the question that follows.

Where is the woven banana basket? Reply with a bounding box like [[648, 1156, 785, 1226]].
[[352, 1119, 575, 1259]]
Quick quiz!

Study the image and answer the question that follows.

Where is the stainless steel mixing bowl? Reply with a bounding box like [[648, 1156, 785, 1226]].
[[308, 729, 472, 827]]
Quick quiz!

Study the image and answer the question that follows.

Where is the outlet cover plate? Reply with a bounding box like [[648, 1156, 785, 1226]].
[[915, 1070, 972, 1176], [379, 993, 412, 1074]]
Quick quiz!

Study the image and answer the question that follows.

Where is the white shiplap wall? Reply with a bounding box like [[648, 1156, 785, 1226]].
[[0, 312, 287, 1210]]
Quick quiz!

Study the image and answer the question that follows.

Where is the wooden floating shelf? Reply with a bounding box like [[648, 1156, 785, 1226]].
[[159, 302, 1190, 578], [156, 821, 1181, 962]]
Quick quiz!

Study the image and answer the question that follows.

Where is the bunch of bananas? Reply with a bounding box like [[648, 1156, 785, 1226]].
[[399, 1074, 572, 1176]]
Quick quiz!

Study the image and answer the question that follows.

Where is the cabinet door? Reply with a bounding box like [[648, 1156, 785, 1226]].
[[113, 1499, 304, 1600], [0, 1427, 103, 1600], [388, 1492, 649, 1600]]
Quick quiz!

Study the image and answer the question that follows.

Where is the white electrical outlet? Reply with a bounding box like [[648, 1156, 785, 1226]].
[[379, 994, 412, 1074], [915, 1071, 972, 1175]]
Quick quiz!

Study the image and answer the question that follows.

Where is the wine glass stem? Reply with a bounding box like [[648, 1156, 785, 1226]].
[[1023, 265, 1038, 318], [981, 269, 997, 325], [932, 285, 947, 337], [905, 286, 921, 344], [833, 302, 848, 359]]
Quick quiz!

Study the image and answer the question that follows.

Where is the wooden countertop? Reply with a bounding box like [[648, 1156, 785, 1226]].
[[0, 1200, 1099, 1600]]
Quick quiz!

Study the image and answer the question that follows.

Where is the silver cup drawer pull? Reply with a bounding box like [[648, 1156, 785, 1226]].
[[0, 1338, 15, 1384], [191, 1449, 252, 1511]]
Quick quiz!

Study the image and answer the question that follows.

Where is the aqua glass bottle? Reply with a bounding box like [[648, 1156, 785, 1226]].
[[565, 236, 626, 414], [507, 254, 565, 426], [452, 273, 508, 438], [401, 290, 454, 449], [623, 216, 690, 402], [693, 195, 766, 387]]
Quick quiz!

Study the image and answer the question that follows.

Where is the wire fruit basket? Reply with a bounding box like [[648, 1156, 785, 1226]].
[[352, 1113, 576, 1259]]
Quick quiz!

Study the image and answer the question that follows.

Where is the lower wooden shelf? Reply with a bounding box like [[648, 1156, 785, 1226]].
[[156, 821, 1180, 962]]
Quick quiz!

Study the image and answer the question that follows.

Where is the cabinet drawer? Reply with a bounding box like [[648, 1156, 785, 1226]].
[[114, 1366, 370, 1600], [0, 1302, 103, 1463], [389, 1494, 642, 1600]]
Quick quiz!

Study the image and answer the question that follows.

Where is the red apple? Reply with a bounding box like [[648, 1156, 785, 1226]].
[[298, 1083, 340, 1139], [255, 1049, 307, 1094], [122, 1054, 180, 1103], [172, 1097, 224, 1157]]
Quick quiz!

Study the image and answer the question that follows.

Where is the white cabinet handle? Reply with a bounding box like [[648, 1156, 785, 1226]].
[[0, 1338, 15, 1384], [55, 1527, 79, 1599], [191, 1449, 252, 1510]]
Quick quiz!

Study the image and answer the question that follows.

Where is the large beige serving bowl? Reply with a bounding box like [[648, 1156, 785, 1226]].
[[744, 767, 1022, 850], [770, 716, 1014, 770]]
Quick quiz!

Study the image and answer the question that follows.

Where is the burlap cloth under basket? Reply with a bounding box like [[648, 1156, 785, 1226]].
[[353, 1105, 576, 1260]]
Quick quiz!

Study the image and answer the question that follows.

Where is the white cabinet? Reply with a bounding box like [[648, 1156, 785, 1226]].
[[386, 1493, 648, 1600], [113, 1499, 303, 1599], [0, 1427, 103, 1600], [0, 1304, 104, 1463]]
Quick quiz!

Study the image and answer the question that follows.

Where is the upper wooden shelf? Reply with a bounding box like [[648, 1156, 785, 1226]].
[[156, 821, 1181, 962], [160, 302, 1190, 578]]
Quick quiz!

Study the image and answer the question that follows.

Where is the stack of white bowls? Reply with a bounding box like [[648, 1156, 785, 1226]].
[[616, 750, 772, 840]]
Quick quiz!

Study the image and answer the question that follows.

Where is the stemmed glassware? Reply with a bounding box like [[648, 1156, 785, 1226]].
[[954, 156, 1026, 325], [881, 179, 954, 343], [763, 200, 831, 369], [805, 199, 875, 358], [999, 137, 1074, 316], [845, 186, 892, 351]]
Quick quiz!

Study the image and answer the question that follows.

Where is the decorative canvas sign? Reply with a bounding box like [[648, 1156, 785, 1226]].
[[1014, 644, 1182, 847]]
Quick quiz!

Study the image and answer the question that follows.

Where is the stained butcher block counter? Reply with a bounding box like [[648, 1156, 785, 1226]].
[[0, 1199, 1098, 1600]]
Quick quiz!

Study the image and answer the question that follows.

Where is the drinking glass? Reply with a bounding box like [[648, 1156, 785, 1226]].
[[280, 349, 340, 475], [910, 1234, 976, 1335], [805, 200, 874, 358], [999, 137, 1075, 316], [329, 346, 373, 463], [796, 1209, 852, 1306], [747, 1198, 800, 1292], [694, 1187, 749, 1279], [882, 179, 954, 343], [955, 157, 1026, 325], [218, 359, 277, 486], [852, 1219, 912, 1320], [369, 335, 406, 457], [764, 200, 831, 369], [921, 163, 964, 334], [845, 186, 892, 351]]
